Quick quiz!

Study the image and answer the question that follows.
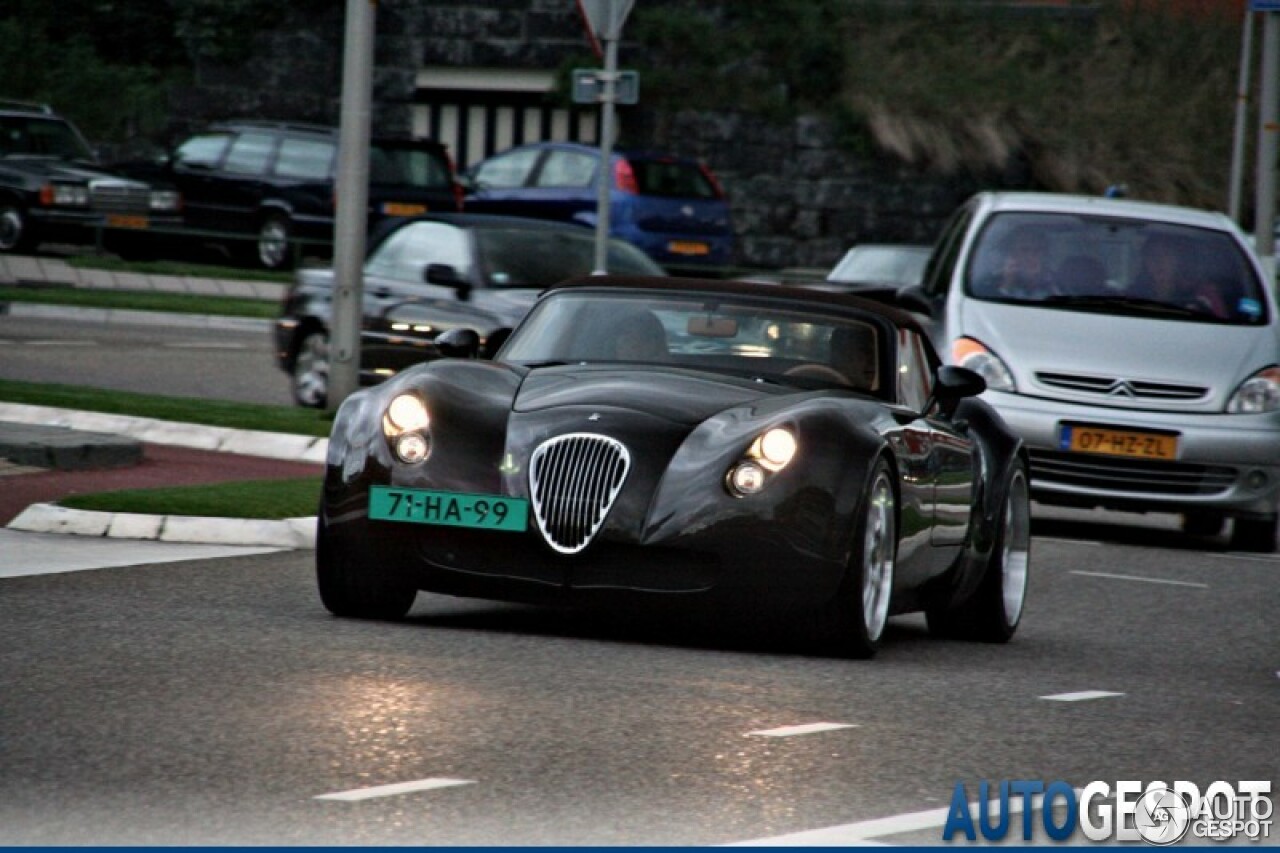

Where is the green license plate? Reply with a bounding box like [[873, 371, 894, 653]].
[[369, 486, 528, 532]]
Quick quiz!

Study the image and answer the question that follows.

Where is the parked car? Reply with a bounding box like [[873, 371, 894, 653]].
[[316, 274, 1031, 657], [894, 191, 1280, 551], [0, 100, 181, 256], [827, 243, 932, 288], [273, 213, 665, 407], [460, 141, 734, 276], [115, 120, 463, 270]]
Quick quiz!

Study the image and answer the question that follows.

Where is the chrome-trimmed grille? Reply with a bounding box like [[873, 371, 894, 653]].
[[1028, 449, 1236, 496], [88, 179, 150, 215], [1035, 371, 1208, 401], [528, 433, 630, 554]]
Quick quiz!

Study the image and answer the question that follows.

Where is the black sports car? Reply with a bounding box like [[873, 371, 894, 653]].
[[317, 276, 1032, 658]]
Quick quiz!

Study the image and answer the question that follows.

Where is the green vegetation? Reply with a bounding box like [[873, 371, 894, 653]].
[[60, 477, 321, 520], [0, 285, 276, 320], [65, 254, 293, 285], [0, 379, 332, 437]]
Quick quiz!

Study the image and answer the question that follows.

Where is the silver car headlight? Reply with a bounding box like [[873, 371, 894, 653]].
[[725, 426, 797, 497], [148, 190, 182, 212], [1227, 367, 1280, 413], [952, 337, 1015, 392], [383, 393, 431, 463]]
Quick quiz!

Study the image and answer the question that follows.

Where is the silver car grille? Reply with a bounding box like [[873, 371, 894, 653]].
[[1029, 449, 1236, 496], [88, 179, 150, 215], [528, 433, 631, 554], [1035, 371, 1208, 401]]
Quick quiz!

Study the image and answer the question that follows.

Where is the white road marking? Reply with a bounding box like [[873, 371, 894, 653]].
[[315, 777, 475, 802], [162, 342, 249, 349], [1040, 690, 1124, 702], [27, 339, 96, 346], [1071, 569, 1208, 589], [728, 790, 1063, 846], [748, 722, 859, 737]]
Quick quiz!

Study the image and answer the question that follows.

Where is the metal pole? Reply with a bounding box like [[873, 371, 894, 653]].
[[592, 35, 619, 275], [327, 0, 376, 413], [1230, 8, 1256, 223], [1254, 12, 1279, 269]]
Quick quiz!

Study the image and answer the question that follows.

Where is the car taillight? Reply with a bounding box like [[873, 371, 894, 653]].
[[614, 158, 638, 194], [699, 163, 726, 199], [444, 148, 464, 211]]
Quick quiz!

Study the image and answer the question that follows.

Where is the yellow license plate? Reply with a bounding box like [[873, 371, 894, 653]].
[[382, 202, 427, 217], [106, 214, 149, 230], [668, 240, 709, 256], [1059, 425, 1178, 460]]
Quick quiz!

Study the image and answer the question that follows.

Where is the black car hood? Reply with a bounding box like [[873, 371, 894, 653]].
[[1, 157, 137, 184], [512, 364, 777, 425]]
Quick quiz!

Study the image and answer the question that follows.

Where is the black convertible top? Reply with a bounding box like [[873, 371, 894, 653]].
[[551, 274, 929, 336]]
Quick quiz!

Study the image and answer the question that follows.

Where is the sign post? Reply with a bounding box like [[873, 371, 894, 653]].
[[1254, 3, 1279, 275], [575, 0, 636, 274]]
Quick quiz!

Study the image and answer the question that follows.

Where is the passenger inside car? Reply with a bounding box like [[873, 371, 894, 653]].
[[607, 309, 670, 361], [1131, 233, 1228, 318], [972, 226, 1056, 300], [828, 324, 879, 391]]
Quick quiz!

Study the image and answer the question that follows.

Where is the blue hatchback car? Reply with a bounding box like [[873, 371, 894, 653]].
[[460, 141, 734, 275]]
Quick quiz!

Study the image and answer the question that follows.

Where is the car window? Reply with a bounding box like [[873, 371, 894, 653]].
[[222, 132, 277, 176], [273, 137, 334, 180], [0, 117, 92, 159], [173, 132, 233, 168], [920, 203, 972, 299], [369, 144, 453, 188], [364, 221, 470, 283], [629, 159, 719, 199], [965, 212, 1268, 324], [534, 150, 596, 188], [473, 147, 541, 189], [897, 329, 933, 411], [474, 227, 662, 287]]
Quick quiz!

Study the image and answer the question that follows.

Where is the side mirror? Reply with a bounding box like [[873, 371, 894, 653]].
[[425, 263, 472, 297], [894, 284, 934, 317], [434, 327, 481, 359], [483, 327, 513, 359], [929, 365, 986, 417]]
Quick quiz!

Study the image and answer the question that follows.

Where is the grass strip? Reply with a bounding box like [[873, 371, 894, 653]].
[[0, 378, 333, 437], [65, 254, 293, 285], [59, 477, 321, 519], [0, 284, 276, 319]]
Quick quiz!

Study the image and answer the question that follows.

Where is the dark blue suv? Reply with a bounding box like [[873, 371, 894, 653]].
[[460, 142, 734, 276]]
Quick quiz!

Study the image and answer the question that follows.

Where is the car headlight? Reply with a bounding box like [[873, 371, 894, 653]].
[[383, 393, 431, 463], [41, 184, 89, 207], [148, 190, 182, 212], [726, 426, 797, 497], [1227, 367, 1280, 413], [952, 337, 1015, 392]]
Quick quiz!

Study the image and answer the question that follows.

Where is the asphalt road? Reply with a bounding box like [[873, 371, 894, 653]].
[[0, 312, 292, 406], [0, 521, 1275, 846]]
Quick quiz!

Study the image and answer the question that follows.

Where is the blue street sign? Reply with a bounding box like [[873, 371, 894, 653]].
[[1252, 1, 1280, 11]]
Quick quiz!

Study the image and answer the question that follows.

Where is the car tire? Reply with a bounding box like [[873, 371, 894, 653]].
[[0, 202, 36, 254], [316, 510, 417, 619], [927, 458, 1031, 643], [811, 458, 897, 659], [292, 330, 329, 409], [256, 213, 294, 271], [1230, 514, 1278, 553]]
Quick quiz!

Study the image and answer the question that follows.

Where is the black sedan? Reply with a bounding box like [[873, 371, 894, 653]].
[[316, 276, 1032, 658], [273, 213, 664, 407]]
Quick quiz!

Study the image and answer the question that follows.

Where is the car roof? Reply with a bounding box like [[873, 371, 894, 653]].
[[973, 191, 1237, 232], [206, 119, 446, 149], [548, 274, 929, 334]]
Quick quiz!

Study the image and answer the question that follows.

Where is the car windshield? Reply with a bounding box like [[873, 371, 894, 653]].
[[475, 228, 662, 287], [369, 142, 453, 188], [627, 158, 721, 199], [964, 212, 1268, 325], [829, 245, 931, 284], [0, 116, 94, 160], [501, 290, 887, 394]]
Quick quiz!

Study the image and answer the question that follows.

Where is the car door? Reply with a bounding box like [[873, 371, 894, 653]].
[[523, 146, 599, 225], [211, 131, 278, 238], [463, 146, 546, 217], [167, 131, 234, 235]]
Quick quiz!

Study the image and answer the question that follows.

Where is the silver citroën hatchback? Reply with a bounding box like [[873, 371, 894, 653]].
[[901, 191, 1280, 552]]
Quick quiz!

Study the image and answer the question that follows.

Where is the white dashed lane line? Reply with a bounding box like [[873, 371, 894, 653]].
[[162, 342, 251, 349], [748, 722, 859, 737], [25, 339, 97, 346], [1071, 570, 1208, 589], [314, 777, 475, 802], [1040, 690, 1125, 702]]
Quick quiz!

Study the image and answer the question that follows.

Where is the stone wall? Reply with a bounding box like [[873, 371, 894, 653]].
[[165, 0, 1028, 271]]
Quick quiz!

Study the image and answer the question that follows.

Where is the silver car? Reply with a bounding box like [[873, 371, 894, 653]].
[[900, 191, 1280, 552]]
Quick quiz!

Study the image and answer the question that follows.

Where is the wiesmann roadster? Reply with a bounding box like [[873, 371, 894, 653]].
[[317, 275, 1032, 657]]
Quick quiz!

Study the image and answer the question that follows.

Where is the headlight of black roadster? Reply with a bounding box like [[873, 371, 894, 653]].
[[383, 393, 431, 463], [725, 426, 797, 497]]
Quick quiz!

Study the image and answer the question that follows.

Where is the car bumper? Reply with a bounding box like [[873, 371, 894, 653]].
[[987, 390, 1280, 516]]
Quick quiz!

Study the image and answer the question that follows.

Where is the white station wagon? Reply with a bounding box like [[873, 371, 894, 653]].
[[899, 191, 1280, 552]]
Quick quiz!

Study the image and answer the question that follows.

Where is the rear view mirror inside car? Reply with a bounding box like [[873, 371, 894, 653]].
[[688, 316, 738, 337]]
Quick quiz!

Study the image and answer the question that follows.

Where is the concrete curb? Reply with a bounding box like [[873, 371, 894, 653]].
[[8, 503, 317, 549], [0, 301, 272, 332]]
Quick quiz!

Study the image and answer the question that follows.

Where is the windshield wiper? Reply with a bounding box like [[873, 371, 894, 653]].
[[1040, 294, 1205, 318]]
